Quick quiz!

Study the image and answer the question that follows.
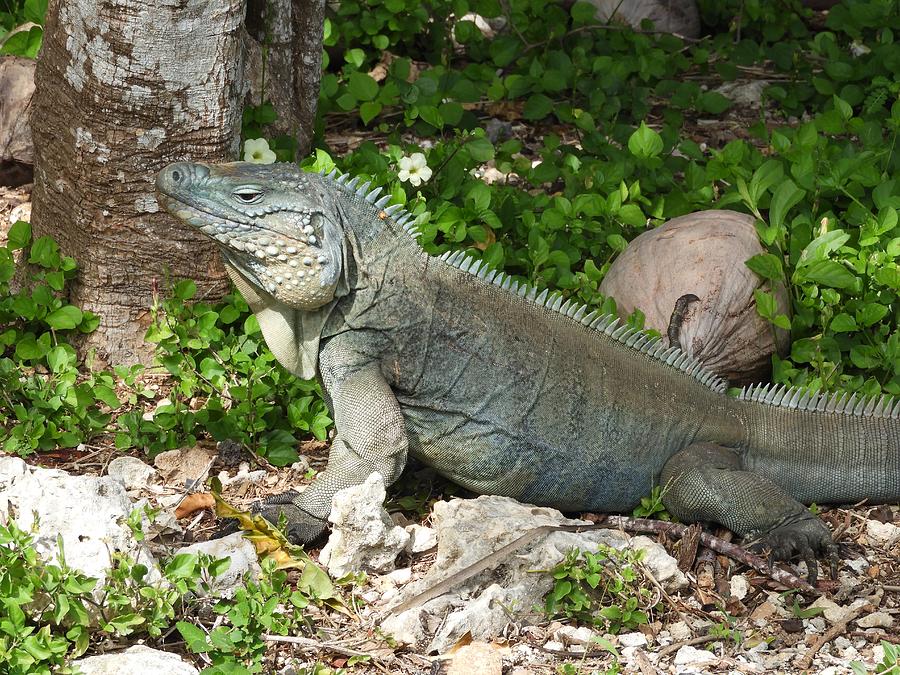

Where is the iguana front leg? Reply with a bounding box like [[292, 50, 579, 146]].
[[660, 442, 838, 584], [251, 362, 408, 543]]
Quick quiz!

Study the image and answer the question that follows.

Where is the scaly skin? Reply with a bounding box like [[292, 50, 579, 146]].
[[157, 161, 900, 582]]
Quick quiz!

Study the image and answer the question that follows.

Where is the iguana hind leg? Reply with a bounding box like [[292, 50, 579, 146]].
[[660, 442, 838, 584]]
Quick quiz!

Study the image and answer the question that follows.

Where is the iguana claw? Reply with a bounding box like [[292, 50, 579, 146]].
[[753, 515, 839, 586], [214, 490, 329, 544]]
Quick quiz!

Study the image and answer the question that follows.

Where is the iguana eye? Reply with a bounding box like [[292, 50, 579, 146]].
[[233, 188, 264, 204]]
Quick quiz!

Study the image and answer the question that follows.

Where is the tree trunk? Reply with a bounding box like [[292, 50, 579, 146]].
[[244, 0, 324, 156], [30, 0, 246, 366]]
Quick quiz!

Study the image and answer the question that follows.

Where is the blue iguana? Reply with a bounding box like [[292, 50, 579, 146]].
[[156, 160, 900, 582]]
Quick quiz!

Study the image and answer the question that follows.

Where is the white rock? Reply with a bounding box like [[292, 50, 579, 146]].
[[866, 519, 900, 547], [405, 523, 438, 553], [543, 640, 564, 652], [72, 645, 198, 674], [447, 641, 503, 675], [381, 495, 676, 653], [668, 620, 693, 641], [319, 473, 409, 578], [846, 557, 870, 573], [107, 456, 157, 490], [0, 457, 159, 593], [674, 645, 719, 666], [629, 535, 689, 591], [385, 567, 412, 585], [714, 80, 769, 108], [176, 532, 261, 598], [729, 574, 750, 600], [554, 625, 596, 646], [857, 611, 894, 629], [808, 617, 826, 633], [812, 597, 869, 624], [619, 631, 648, 648]]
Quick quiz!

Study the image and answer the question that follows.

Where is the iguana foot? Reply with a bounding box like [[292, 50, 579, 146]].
[[750, 513, 839, 586], [214, 490, 329, 544]]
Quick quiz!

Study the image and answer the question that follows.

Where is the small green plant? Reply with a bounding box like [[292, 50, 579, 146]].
[[124, 280, 333, 463], [0, 517, 344, 673], [0, 519, 228, 674], [544, 546, 656, 633], [631, 485, 672, 521], [851, 641, 900, 675], [708, 611, 743, 648], [556, 636, 622, 674], [177, 557, 342, 672], [0, 222, 116, 456]]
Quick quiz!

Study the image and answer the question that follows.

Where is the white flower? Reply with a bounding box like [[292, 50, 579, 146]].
[[397, 152, 432, 187], [243, 138, 276, 164]]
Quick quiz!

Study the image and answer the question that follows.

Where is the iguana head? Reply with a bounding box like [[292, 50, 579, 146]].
[[157, 161, 354, 379], [156, 161, 345, 310]]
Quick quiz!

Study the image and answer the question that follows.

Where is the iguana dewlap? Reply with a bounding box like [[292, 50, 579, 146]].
[[157, 160, 900, 583]]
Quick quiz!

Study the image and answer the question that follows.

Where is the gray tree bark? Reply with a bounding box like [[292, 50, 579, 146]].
[[31, 0, 246, 365], [244, 0, 325, 155]]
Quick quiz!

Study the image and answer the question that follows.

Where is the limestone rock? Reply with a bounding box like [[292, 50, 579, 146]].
[[866, 519, 900, 547], [857, 611, 894, 629], [319, 472, 410, 578], [447, 641, 503, 675], [72, 645, 198, 675], [405, 523, 438, 553], [0, 56, 35, 164], [381, 495, 685, 653], [176, 532, 262, 598], [0, 456, 159, 592], [582, 0, 700, 38], [107, 455, 157, 491], [600, 210, 791, 384], [674, 644, 719, 666]]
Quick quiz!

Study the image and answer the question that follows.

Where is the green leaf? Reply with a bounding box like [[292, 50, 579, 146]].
[[627, 122, 663, 159], [359, 101, 382, 125], [800, 260, 856, 289], [571, 0, 596, 22], [24, 0, 48, 24], [830, 313, 857, 332], [173, 279, 196, 301], [753, 289, 777, 319], [45, 306, 83, 330], [176, 621, 209, 653], [523, 94, 554, 120], [798, 230, 850, 265], [745, 253, 784, 282], [466, 137, 495, 162], [348, 72, 378, 101], [418, 105, 443, 128], [850, 345, 881, 369], [697, 91, 732, 114], [832, 94, 852, 121], [857, 303, 888, 326], [768, 179, 805, 230], [7, 220, 31, 250], [46, 346, 72, 372]]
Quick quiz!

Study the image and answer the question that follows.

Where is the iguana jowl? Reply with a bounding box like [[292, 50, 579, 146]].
[[157, 161, 900, 580]]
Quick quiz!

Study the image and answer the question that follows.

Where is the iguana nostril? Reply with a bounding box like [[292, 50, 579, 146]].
[[171, 170, 181, 182]]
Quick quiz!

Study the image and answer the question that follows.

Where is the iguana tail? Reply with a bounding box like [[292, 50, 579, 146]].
[[737, 384, 900, 505]]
